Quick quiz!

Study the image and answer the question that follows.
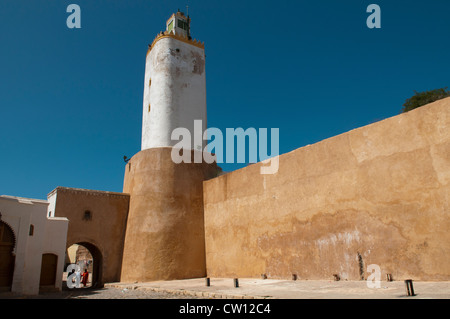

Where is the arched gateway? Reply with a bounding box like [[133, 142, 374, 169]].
[[48, 187, 129, 287]]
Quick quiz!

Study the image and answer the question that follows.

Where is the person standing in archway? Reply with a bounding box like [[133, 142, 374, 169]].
[[81, 268, 89, 287], [75, 267, 81, 288]]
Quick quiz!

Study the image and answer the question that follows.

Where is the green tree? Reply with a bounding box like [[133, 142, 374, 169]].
[[402, 87, 450, 113]]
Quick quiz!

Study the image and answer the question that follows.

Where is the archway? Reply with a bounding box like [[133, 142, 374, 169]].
[[0, 221, 15, 291], [64, 242, 103, 288]]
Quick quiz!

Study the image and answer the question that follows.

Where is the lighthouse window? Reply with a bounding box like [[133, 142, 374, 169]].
[[168, 20, 174, 33], [178, 19, 188, 31]]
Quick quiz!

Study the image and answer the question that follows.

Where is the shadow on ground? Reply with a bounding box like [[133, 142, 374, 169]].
[[0, 286, 107, 299]]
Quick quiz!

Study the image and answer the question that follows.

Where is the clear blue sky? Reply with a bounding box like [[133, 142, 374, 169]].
[[1, 0, 449, 200]]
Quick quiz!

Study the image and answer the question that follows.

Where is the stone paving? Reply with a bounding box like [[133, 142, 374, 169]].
[[1, 278, 449, 299], [0, 287, 207, 299], [106, 278, 450, 299]]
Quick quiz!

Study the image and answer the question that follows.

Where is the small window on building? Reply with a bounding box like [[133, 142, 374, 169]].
[[29, 224, 34, 236], [148, 103, 151, 113], [177, 19, 188, 31], [168, 20, 174, 33], [83, 210, 92, 221]]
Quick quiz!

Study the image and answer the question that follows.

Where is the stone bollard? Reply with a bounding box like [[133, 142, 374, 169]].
[[405, 279, 415, 296]]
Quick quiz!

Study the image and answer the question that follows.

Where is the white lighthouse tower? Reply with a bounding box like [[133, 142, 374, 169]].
[[120, 12, 218, 283], [141, 10, 207, 151]]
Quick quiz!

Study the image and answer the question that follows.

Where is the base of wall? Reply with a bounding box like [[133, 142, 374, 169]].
[[120, 147, 219, 282]]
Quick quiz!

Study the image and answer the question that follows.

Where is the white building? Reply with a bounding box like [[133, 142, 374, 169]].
[[0, 195, 68, 295], [141, 10, 207, 151]]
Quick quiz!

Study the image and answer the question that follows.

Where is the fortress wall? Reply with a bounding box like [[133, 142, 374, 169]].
[[204, 97, 450, 281], [120, 148, 218, 282]]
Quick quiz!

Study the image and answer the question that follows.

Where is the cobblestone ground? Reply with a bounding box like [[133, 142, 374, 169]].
[[0, 286, 207, 299]]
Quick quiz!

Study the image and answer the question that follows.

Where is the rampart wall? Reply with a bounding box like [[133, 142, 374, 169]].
[[204, 98, 450, 281]]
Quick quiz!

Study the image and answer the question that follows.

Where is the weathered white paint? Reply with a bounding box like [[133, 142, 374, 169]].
[[47, 191, 56, 217], [315, 230, 362, 249], [141, 35, 207, 151], [0, 195, 68, 295]]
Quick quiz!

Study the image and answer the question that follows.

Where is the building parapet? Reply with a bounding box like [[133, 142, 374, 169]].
[[0, 195, 48, 205], [47, 186, 130, 199], [147, 30, 204, 56]]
